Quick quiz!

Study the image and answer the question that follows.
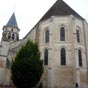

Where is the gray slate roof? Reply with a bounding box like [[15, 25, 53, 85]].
[[6, 13, 18, 27], [41, 0, 84, 21]]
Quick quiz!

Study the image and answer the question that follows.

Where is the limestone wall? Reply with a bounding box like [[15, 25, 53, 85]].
[[5, 15, 88, 87], [0, 56, 6, 85], [38, 15, 88, 87]]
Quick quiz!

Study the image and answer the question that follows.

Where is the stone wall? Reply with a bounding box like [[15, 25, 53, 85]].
[[38, 15, 88, 87]]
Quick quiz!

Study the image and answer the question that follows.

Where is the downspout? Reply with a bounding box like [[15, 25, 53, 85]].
[[82, 20, 88, 85]]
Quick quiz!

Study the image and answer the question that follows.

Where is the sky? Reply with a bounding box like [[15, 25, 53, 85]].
[[0, 0, 88, 40]]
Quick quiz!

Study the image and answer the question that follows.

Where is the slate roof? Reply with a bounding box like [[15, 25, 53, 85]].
[[41, 0, 84, 21], [6, 13, 18, 27]]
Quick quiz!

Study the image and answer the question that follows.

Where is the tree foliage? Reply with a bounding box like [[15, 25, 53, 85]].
[[11, 40, 43, 88]]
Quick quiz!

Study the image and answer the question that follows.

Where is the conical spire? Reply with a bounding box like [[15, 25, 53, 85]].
[[6, 13, 18, 27]]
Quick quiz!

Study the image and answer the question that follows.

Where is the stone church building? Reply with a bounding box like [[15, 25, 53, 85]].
[[0, 0, 88, 87]]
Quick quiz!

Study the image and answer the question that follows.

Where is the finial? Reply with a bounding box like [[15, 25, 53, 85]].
[[13, 3, 16, 13]]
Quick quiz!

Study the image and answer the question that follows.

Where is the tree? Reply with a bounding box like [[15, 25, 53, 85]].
[[11, 40, 43, 88]]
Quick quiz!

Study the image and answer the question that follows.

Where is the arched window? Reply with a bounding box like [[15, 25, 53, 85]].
[[44, 49, 48, 65], [60, 27, 65, 41], [45, 30, 49, 43], [61, 48, 66, 65], [76, 30, 80, 42], [78, 50, 82, 66], [8, 32, 11, 39], [12, 33, 15, 40]]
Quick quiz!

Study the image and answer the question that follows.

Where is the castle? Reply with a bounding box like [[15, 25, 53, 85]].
[[0, 0, 88, 88]]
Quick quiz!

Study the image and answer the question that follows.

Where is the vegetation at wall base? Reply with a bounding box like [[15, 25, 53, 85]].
[[38, 83, 42, 88], [11, 40, 43, 88]]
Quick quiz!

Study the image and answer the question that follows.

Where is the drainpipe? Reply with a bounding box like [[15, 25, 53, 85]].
[[82, 20, 88, 86]]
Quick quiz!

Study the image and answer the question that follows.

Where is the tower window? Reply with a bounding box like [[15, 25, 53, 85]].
[[6, 28, 7, 31], [12, 33, 15, 40], [61, 48, 66, 65], [3, 32, 7, 39], [60, 27, 65, 41], [8, 32, 11, 39], [78, 50, 82, 66], [45, 30, 49, 43], [11, 29, 13, 32], [76, 30, 80, 42], [17, 35, 19, 40], [44, 49, 48, 65]]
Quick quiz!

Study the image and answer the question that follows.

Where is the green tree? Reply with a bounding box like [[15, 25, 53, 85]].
[[11, 40, 43, 88]]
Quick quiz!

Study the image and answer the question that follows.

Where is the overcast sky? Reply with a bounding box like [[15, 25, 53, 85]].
[[0, 0, 88, 40]]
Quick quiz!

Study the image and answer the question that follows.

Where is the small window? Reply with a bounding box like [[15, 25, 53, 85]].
[[17, 35, 19, 40], [76, 30, 80, 42], [8, 32, 11, 39], [60, 27, 65, 41], [11, 29, 13, 32], [61, 48, 66, 65], [45, 30, 49, 43], [3, 32, 7, 39], [6, 58, 10, 69], [44, 49, 48, 65], [78, 50, 82, 66], [6, 28, 7, 31]]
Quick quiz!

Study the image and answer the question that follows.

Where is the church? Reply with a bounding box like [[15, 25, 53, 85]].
[[0, 0, 88, 88]]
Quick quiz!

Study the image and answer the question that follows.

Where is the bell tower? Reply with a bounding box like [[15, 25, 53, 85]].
[[2, 13, 20, 42], [0, 13, 20, 85]]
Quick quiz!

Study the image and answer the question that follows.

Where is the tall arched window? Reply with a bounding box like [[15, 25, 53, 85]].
[[60, 27, 65, 41], [76, 30, 80, 42], [45, 30, 49, 43], [61, 48, 66, 65], [78, 50, 82, 66], [44, 49, 48, 65]]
